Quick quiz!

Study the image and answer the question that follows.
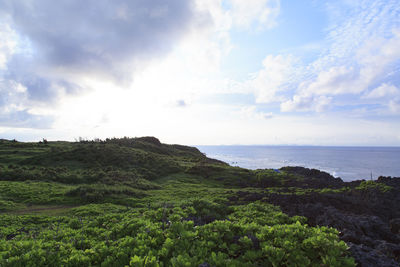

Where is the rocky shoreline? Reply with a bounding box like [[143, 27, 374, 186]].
[[229, 167, 400, 266]]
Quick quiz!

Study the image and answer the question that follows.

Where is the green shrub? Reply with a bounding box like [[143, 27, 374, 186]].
[[0, 201, 355, 267], [356, 180, 393, 192]]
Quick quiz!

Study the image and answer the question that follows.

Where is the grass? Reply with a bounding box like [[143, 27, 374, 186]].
[[0, 137, 358, 266], [10, 205, 78, 216]]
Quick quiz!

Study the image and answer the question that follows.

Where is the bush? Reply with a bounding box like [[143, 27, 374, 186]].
[[356, 180, 393, 192], [0, 201, 355, 266]]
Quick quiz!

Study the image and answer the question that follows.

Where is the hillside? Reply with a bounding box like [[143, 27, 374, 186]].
[[0, 137, 399, 266]]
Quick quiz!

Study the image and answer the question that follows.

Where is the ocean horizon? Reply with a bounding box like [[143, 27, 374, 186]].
[[196, 145, 400, 182]]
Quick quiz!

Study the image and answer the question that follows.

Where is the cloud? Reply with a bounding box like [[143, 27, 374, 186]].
[[356, 29, 400, 86], [0, 79, 28, 113], [3, 0, 202, 77], [228, 0, 280, 30], [280, 95, 332, 113], [301, 66, 359, 96], [320, 0, 400, 67], [0, 79, 54, 128], [0, 22, 17, 70], [239, 106, 273, 120], [389, 99, 400, 113], [363, 83, 400, 99], [0, 110, 53, 128], [279, 0, 400, 112], [247, 54, 298, 103], [0, 0, 209, 128], [0, 0, 207, 98]]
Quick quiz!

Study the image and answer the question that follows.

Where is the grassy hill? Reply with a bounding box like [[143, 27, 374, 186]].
[[3, 137, 396, 266]]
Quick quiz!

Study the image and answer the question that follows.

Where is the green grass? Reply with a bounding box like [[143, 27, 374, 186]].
[[0, 181, 75, 205], [355, 180, 393, 192], [0, 138, 357, 266]]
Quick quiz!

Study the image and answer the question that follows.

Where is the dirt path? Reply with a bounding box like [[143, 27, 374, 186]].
[[10, 205, 80, 215]]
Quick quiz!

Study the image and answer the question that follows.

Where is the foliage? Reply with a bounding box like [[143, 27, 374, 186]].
[[356, 180, 393, 192], [0, 201, 355, 266], [0, 199, 23, 212], [0, 138, 357, 266], [0, 181, 74, 205], [263, 186, 351, 195], [65, 184, 147, 204]]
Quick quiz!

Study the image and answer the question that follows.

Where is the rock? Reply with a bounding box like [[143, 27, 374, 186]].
[[228, 173, 400, 266], [280, 166, 345, 188], [247, 234, 260, 250], [6, 233, 16, 240], [349, 243, 400, 267], [390, 218, 400, 234]]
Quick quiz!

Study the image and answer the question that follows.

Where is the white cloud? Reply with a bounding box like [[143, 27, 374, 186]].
[[0, 80, 28, 113], [363, 83, 400, 99], [0, 79, 52, 128], [288, 29, 400, 112], [0, 22, 17, 70], [196, 0, 232, 32], [1, 0, 400, 146], [247, 54, 298, 103], [0, 0, 216, 129], [12, 0, 235, 135], [228, 0, 280, 30], [279, 0, 400, 113], [239, 105, 273, 120], [298, 28, 400, 103], [389, 99, 400, 114], [320, 0, 400, 67], [356, 29, 400, 87], [302, 66, 360, 96], [280, 95, 332, 113], [1, 0, 209, 102]]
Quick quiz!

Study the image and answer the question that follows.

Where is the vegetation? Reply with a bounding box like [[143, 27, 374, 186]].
[[0, 137, 356, 266], [355, 180, 393, 192]]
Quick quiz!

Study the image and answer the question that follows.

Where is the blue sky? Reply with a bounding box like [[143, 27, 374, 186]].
[[224, 1, 328, 76], [0, 0, 400, 145]]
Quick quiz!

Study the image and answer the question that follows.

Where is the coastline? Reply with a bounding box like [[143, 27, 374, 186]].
[[197, 145, 400, 181]]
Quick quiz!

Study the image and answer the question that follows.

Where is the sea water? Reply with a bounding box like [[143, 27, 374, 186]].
[[196, 146, 400, 182]]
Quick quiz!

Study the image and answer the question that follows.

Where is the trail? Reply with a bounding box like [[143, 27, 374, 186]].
[[11, 205, 79, 215]]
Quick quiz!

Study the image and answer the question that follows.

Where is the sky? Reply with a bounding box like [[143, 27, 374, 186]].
[[0, 0, 400, 146]]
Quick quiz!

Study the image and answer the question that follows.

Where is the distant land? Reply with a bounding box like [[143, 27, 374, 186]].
[[197, 145, 400, 182]]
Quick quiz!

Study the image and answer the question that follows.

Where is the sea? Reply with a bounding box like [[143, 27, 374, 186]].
[[196, 146, 400, 182]]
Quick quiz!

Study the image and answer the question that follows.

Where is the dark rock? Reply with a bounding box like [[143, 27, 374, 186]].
[[228, 191, 264, 202], [183, 215, 217, 226], [232, 235, 241, 244], [280, 166, 345, 188], [6, 233, 16, 240], [230, 174, 400, 266], [390, 218, 400, 234], [349, 243, 400, 267], [263, 191, 400, 265], [377, 176, 400, 188], [247, 234, 260, 250]]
